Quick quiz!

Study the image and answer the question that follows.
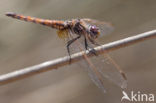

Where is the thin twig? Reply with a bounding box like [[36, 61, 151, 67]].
[[0, 30, 156, 85]]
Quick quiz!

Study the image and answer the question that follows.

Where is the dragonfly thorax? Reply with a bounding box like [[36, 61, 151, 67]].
[[72, 20, 85, 35], [69, 19, 100, 40]]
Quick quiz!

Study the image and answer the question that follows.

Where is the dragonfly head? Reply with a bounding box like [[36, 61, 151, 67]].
[[89, 25, 100, 39]]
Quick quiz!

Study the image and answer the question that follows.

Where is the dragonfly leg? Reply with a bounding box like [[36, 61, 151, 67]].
[[84, 37, 98, 56], [84, 37, 88, 50], [67, 35, 81, 63], [90, 48, 97, 55]]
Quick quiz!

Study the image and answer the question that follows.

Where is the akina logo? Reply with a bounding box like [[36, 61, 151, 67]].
[[121, 91, 154, 102]]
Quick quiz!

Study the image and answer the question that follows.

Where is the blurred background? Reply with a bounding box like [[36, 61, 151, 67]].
[[0, 0, 156, 103]]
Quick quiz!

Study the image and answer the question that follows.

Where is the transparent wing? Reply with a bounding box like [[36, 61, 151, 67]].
[[67, 31, 127, 92], [68, 34, 107, 92], [82, 18, 114, 36], [79, 55, 107, 93], [88, 53, 127, 89]]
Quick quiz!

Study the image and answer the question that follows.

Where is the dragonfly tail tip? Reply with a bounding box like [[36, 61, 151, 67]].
[[5, 12, 16, 17]]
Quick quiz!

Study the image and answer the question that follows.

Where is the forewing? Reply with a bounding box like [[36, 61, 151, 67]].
[[82, 18, 114, 36], [68, 32, 107, 92], [67, 31, 127, 93]]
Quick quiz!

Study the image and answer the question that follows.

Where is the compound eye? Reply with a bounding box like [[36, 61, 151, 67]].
[[90, 25, 100, 38]]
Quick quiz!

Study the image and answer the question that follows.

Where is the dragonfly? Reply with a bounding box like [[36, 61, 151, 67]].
[[6, 12, 127, 92]]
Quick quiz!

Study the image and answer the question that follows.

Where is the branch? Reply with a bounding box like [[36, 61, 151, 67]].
[[0, 30, 156, 85]]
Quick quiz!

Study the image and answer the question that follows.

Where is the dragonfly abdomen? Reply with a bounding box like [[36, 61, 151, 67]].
[[6, 12, 65, 30]]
